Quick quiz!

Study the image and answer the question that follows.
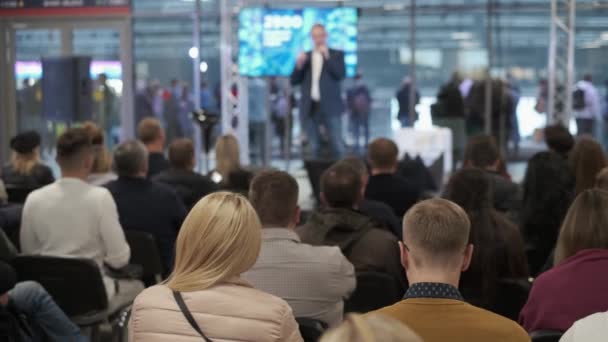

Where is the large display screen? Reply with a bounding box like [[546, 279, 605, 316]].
[[238, 7, 358, 78]]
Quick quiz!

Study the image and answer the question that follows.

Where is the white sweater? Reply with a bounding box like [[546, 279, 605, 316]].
[[560, 312, 608, 342]]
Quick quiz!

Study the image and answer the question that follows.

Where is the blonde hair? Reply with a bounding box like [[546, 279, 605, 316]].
[[10, 150, 40, 175], [215, 134, 241, 183], [166, 192, 262, 292], [82, 121, 112, 173], [320, 314, 422, 342]]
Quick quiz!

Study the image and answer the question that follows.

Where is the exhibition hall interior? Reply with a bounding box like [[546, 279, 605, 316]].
[[1, 0, 608, 341]]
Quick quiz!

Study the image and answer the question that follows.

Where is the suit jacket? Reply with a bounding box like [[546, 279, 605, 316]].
[[153, 169, 219, 209], [290, 49, 346, 117]]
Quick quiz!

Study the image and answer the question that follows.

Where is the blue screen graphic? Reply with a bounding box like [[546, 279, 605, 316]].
[[238, 7, 358, 78]]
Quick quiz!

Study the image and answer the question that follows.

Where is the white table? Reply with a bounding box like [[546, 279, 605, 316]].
[[393, 126, 453, 178]]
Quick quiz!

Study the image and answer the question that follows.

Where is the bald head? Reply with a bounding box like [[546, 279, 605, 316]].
[[403, 198, 471, 268]]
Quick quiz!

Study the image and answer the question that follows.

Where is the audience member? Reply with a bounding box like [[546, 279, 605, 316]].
[[82, 121, 117, 186], [444, 168, 528, 310], [545, 124, 574, 158], [320, 313, 422, 342], [569, 137, 607, 195], [521, 152, 575, 275], [154, 138, 219, 209], [137, 118, 169, 178], [560, 311, 608, 342], [372, 198, 530, 342], [20, 128, 138, 300], [297, 163, 407, 295], [213, 134, 254, 195], [365, 138, 421, 217], [595, 167, 608, 191], [2, 131, 54, 188], [463, 135, 521, 213], [105, 140, 187, 271], [243, 171, 355, 326], [520, 189, 608, 333], [129, 192, 303, 342], [338, 156, 402, 238], [0, 261, 87, 341]]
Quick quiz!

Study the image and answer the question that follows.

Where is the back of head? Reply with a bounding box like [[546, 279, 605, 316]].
[[555, 189, 608, 264], [249, 170, 299, 228], [595, 167, 608, 191], [464, 135, 499, 169], [368, 138, 399, 171], [169, 138, 195, 171], [56, 128, 93, 172], [215, 134, 241, 182], [82, 121, 112, 173], [403, 198, 471, 269], [569, 137, 607, 195], [137, 118, 163, 145], [545, 124, 574, 157], [167, 192, 262, 292], [320, 314, 422, 342], [321, 163, 362, 209], [9, 130, 42, 175], [444, 168, 492, 212], [113, 140, 148, 178], [338, 156, 369, 179]]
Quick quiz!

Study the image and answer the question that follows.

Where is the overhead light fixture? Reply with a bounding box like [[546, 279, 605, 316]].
[[199, 61, 208, 73], [188, 47, 199, 59]]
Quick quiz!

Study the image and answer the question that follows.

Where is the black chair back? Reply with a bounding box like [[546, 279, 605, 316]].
[[125, 230, 164, 283], [5, 185, 37, 204], [492, 278, 532, 321], [303, 159, 336, 204], [345, 271, 401, 314], [530, 330, 563, 342], [12, 255, 108, 317], [296, 317, 327, 342]]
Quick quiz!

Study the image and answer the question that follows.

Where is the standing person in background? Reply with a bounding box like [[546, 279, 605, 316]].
[[177, 84, 195, 139], [135, 81, 159, 124], [433, 72, 467, 163], [93, 73, 119, 147], [291, 23, 346, 159], [346, 73, 372, 154], [163, 79, 182, 142], [573, 74, 602, 137], [396, 77, 420, 128], [137, 118, 169, 178], [199, 81, 212, 110], [248, 78, 268, 165], [506, 75, 521, 154]]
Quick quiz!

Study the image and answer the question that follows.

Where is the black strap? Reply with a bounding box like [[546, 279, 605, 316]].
[[173, 291, 212, 342]]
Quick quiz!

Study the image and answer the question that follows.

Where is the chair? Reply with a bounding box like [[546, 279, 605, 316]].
[[492, 278, 532, 321], [12, 255, 133, 341], [5, 185, 38, 204], [344, 272, 402, 314], [296, 317, 328, 342], [125, 230, 164, 285], [530, 330, 563, 342]]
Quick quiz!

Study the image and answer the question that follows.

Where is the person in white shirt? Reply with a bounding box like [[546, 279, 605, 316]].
[[560, 311, 608, 342], [243, 170, 355, 327], [20, 127, 141, 301], [574, 74, 602, 136]]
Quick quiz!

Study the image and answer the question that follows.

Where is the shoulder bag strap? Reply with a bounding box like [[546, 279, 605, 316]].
[[172, 290, 212, 342]]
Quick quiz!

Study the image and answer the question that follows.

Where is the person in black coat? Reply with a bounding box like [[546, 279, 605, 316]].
[[154, 138, 219, 209], [2, 131, 54, 189]]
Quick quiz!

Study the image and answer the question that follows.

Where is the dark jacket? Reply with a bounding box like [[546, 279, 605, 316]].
[[434, 81, 465, 119], [147, 152, 170, 178], [105, 177, 187, 271], [366, 173, 421, 217], [153, 169, 219, 209], [359, 199, 402, 239], [296, 208, 407, 295], [1, 164, 54, 188], [487, 172, 521, 214], [290, 49, 346, 117]]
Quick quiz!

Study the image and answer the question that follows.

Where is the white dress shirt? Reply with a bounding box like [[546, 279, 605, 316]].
[[242, 228, 356, 327], [560, 312, 608, 342], [311, 50, 324, 102], [20, 178, 131, 299], [575, 80, 602, 120]]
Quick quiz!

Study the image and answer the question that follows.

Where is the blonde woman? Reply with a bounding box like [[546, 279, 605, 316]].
[[321, 314, 422, 342], [212, 134, 253, 194], [82, 122, 116, 186], [2, 131, 54, 188], [128, 192, 303, 342]]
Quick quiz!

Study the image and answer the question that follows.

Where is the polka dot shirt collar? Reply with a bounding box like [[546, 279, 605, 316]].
[[404, 282, 464, 301]]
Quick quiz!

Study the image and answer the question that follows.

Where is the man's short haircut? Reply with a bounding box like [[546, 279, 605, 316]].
[[249, 170, 299, 227], [169, 138, 195, 170], [56, 128, 93, 170], [311, 23, 326, 32], [137, 118, 163, 145], [368, 138, 399, 169], [596, 167, 608, 191], [113, 140, 148, 177], [545, 124, 574, 157], [321, 163, 362, 209], [338, 156, 369, 178], [403, 198, 471, 267], [464, 135, 499, 168]]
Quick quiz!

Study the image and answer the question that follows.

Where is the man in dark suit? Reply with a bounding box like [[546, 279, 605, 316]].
[[291, 24, 346, 158]]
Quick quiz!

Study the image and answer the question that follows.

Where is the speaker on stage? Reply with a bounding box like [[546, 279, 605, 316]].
[[42, 56, 92, 123]]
